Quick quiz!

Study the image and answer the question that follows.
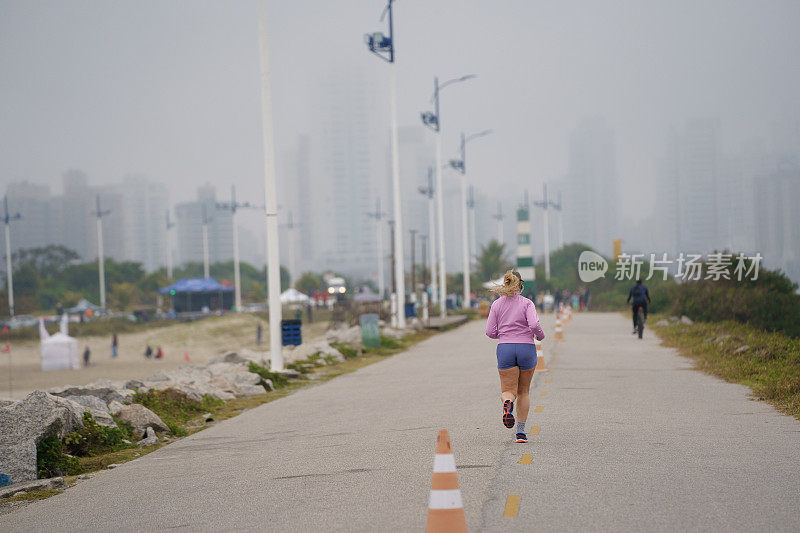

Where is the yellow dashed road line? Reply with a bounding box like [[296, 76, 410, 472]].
[[534, 406, 543, 413], [541, 391, 547, 397], [504, 495, 521, 517], [529, 426, 540, 435], [518, 454, 532, 464]]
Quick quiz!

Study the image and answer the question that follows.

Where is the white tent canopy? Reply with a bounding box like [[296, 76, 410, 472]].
[[39, 317, 80, 371], [482, 276, 505, 289], [280, 288, 310, 304]]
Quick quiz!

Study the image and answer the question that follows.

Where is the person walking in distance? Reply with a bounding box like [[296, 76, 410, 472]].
[[83, 345, 91, 367], [485, 270, 545, 443], [111, 333, 118, 358]]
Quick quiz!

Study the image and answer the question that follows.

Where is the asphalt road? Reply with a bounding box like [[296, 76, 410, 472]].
[[4, 312, 800, 532]]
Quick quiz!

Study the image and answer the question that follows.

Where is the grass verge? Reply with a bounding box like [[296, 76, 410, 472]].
[[651, 316, 800, 419]]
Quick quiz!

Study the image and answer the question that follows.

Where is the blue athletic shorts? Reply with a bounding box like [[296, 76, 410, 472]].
[[496, 343, 537, 370]]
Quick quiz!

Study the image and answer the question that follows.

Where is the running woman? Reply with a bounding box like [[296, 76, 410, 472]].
[[485, 270, 545, 443]]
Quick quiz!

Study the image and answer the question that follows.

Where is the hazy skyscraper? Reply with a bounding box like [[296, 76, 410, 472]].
[[562, 117, 619, 255]]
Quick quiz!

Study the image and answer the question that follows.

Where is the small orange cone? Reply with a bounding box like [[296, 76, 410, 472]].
[[184, 351, 190, 362], [534, 338, 547, 372], [554, 318, 564, 341], [426, 430, 467, 533]]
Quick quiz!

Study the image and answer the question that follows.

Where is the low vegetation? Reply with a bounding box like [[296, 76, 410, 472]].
[[131, 389, 224, 436], [652, 318, 800, 418]]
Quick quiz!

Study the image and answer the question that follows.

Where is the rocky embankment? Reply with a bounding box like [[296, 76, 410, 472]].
[[0, 324, 404, 491]]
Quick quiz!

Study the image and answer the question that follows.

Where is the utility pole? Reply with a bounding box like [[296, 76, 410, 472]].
[[552, 191, 563, 249], [165, 210, 175, 279], [492, 201, 504, 244], [201, 204, 212, 279], [417, 168, 437, 306], [217, 185, 257, 311], [421, 74, 475, 317], [92, 195, 111, 309], [257, 0, 283, 370], [467, 185, 477, 264], [364, 0, 405, 328], [367, 198, 388, 299], [3, 196, 21, 316], [533, 183, 551, 280], [388, 220, 396, 295], [409, 229, 417, 306], [282, 212, 297, 288]]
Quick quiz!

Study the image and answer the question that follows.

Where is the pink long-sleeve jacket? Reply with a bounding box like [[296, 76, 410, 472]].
[[485, 294, 545, 344]]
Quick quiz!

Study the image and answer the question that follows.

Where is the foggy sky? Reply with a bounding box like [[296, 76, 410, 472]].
[[2, 0, 799, 234]]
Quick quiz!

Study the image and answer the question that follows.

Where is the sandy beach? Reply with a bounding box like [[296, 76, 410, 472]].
[[0, 313, 329, 400]]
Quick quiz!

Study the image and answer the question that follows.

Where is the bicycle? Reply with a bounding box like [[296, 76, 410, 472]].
[[634, 304, 645, 339]]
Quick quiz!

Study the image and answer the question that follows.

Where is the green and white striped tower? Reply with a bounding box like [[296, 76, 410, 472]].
[[516, 204, 535, 281]]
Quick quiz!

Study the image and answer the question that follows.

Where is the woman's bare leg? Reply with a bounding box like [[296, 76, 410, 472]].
[[498, 367, 520, 402], [516, 369, 534, 423]]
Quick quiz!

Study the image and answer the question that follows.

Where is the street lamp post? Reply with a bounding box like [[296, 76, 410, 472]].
[[421, 74, 476, 318], [449, 129, 492, 309], [365, 0, 406, 328], [467, 185, 477, 264], [165, 210, 175, 279], [417, 168, 436, 307], [217, 185, 257, 311], [553, 191, 564, 249], [533, 184, 562, 280], [201, 204, 212, 279], [257, 0, 283, 371], [3, 196, 21, 317], [367, 198, 388, 299], [409, 229, 417, 307], [492, 201, 504, 245], [92, 195, 111, 309]]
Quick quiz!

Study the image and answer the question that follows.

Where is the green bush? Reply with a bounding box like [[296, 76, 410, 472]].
[[248, 361, 290, 388], [37, 436, 79, 478], [669, 267, 800, 338], [63, 412, 135, 457], [330, 342, 358, 359], [132, 388, 220, 436]]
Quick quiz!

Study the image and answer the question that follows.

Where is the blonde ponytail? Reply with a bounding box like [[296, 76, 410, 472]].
[[489, 269, 522, 297]]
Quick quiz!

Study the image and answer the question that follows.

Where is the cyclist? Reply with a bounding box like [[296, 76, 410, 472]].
[[627, 279, 651, 334]]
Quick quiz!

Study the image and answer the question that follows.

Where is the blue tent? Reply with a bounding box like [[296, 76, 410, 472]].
[[158, 278, 233, 295], [159, 278, 234, 313]]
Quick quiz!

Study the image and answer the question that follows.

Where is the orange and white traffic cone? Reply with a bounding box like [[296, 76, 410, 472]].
[[426, 430, 467, 533], [534, 338, 547, 372], [554, 318, 564, 341]]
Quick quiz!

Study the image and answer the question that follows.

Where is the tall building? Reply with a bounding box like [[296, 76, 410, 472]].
[[755, 161, 800, 282], [5, 181, 56, 255], [306, 66, 388, 278], [118, 176, 168, 272], [59, 170, 93, 260], [562, 117, 619, 255], [175, 185, 233, 268]]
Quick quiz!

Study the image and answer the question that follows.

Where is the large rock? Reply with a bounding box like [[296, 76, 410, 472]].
[[285, 341, 345, 363], [680, 315, 693, 325], [111, 404, 169, 436], [136, 426, 158, 446], [64, 395, 117, 428], [205, 362, 245, 377], [65, 395, 109, 413], [0, 391, 85, 486], [206, 351, 249, 365], [236, 384, 267, 397], [49, 384, 132, 405]]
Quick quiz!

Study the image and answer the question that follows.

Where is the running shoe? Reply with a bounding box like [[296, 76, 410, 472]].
[[502, 400, 515, 428], [515, 433, 528, 443]]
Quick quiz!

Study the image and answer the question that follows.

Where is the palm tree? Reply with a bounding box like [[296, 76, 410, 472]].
[[476, 240, 512, 282]]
